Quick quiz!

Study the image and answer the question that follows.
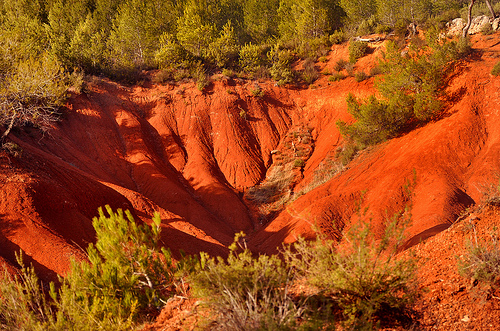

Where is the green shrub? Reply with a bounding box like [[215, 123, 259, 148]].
[[155, 33, 191, 70], [294, 158, 306, 168], [285, 209, 419, 328], [369, 65, 382, 77], [59, 206, 181, 324], [190, 233, 303, 330], [338, 38, 462, 148], [481, 23, 494, 36], [348, 40, 368, 64], [0, 252, 55, 330], [375, 24, 392, 34], [337, 93, 408, 147], [491, 61, 500, 76], [354, 71, 368, 82], [295, 36, 330, 59], [458, 229, 500, 289], [0, 55, 68, 138], [302, 58, 319, 84], [330, 30, 345, 45], [0, 206, 184, 330], [208, 21, 240, 68], [333, 58, 349, 72], [250, 84, 265, 97], [329, 72, 345, 82], [268, 45, 295, 85], [239, 43, 267, 74]]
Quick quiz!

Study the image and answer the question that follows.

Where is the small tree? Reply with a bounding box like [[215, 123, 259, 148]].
[[0, 56, 67, 139]]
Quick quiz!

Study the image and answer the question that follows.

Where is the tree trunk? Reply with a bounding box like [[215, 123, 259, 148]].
[[485, 0, 496, 19], [463, 0, 476, 38], [1, 112, 16, 142]]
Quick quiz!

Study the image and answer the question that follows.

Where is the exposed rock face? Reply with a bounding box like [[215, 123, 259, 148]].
[[447, 15, 497, 36], [446, 18, 466, 36]]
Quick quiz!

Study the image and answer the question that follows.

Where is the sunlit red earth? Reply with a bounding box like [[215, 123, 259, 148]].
[[2, 33, 500, 329]]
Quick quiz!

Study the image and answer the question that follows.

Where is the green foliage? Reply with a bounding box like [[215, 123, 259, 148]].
[[60, 206, 180, 324], [294, 158, 306, 168], [243, 0, 280, 43], [155, 33, 191, 70], [333, 58, 349, 72], [458, 229, 500, 289], [0, 252, 55, 330], [348, 40, 368, 64], [302, 58, 319, 84], [208, 21, 240, 68], [239, 43, 268, 74], [340, 0, 377, 24], [338, 38, 463, 148], [492, 61, 500, 76], [285, 209, 418, 328], [176, 0, 217, 58], [338, 94, 402, 147], [0, 55, 68, 137], [0, 206, 184, 330], [190, 232, 303, 330], [278, 0, 343, 41], [329, 72, 345, 82], [250, 84, 265, 97], [268, 45, 295, 85], [330, 30, 345, 44], [354, 71, 368, 82]]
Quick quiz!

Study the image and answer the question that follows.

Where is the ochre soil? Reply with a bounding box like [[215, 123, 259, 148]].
[[1, 33, 500, 328]]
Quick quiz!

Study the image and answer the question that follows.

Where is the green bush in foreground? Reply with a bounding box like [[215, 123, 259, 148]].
[[285, 209, 418, 328], [458, 228, 500, 289], [0, 206, 182, 330], [190, 233, 303, 331]]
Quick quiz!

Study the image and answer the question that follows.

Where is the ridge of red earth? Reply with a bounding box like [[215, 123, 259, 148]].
[[1, 33, 500, 291]]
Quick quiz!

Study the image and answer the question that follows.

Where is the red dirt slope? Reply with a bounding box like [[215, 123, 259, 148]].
[[2, 33, 500, 287], [249, 34, 500, 254]]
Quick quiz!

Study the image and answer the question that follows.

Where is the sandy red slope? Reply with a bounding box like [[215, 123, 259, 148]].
[[2, 33, 500, 284]]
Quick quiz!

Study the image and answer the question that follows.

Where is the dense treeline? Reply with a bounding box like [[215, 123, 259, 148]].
[[0, 0, 494, 83]]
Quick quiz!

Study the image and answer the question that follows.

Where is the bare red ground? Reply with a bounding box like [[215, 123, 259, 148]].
[[1, 31, 500, 329]]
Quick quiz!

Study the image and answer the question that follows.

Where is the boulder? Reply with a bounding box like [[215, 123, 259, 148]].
[[446, 18, 466, 36], [492, 17, 500, 30], [468, 15, 491, 35]]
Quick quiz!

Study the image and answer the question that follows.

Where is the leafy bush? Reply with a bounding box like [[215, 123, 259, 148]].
[[268, 45, 295, 85], [294, 158, 306, 168], [0, 55, 68, 138], [348, 40, 368, 63], [333, 58, 349, 72], [285, 210, 419, 328], [0, 206, 183, 330], [329, 72, 345, 82], [0, 252, 55, 330], [155, 34, 191, 70], [190, 233, 303, 330], [59, 206, 181, 324], [302, 58, 319, 84], [239, 43, 268, 74], [250, 84, 265, 97], [338, 38, 462, 148], [208, 21, 240, 68], [354, 71, 368, 82], [330, 30, 345, 44], [492, 61, 500, 76], [458, 229, 500, 289]]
